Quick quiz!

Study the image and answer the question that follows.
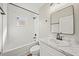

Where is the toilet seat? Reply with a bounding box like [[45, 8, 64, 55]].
[[30, 45, 40, 56], [30, 45, 40, 52]]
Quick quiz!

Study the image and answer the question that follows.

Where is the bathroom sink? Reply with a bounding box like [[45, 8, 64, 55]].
[[49, 39, 70, 47]]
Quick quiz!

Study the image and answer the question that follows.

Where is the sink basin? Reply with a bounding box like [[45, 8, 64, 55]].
[[49, 39, 70, 47]]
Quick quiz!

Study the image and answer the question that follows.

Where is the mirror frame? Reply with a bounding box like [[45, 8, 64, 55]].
[[50, 5, 75, 35]]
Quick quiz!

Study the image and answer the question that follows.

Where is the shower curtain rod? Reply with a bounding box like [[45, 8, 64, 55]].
[[9, 3, 39, 15]]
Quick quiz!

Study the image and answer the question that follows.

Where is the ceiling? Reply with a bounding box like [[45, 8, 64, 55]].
[[14, 3, 45, 14]]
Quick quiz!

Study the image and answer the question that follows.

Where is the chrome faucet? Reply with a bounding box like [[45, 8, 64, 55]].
[[56, 33, 62, 40]]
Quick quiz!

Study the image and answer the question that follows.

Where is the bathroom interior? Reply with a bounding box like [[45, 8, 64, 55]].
[[0, 3, 79, 56]]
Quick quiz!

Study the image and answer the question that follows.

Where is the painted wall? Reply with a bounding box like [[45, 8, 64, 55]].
[[39, 4, 51, 38], [72, 4, 79, 44]]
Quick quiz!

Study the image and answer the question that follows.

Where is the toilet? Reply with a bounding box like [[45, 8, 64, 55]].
[[30, 34, 40, 56], [30, 45, 40, 56]]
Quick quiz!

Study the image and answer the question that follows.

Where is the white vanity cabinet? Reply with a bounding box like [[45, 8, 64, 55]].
[[40, 42, 65, 56]]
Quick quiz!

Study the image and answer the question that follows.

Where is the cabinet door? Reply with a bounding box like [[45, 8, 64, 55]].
[[40, 42, 65, 56], [40, 42, 52, 56]]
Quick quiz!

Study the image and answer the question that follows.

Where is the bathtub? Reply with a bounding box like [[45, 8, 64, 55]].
[[3, 41, 39, 56]]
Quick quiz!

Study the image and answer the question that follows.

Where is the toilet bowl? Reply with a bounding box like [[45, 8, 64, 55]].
[[30, 45, 40, 56]]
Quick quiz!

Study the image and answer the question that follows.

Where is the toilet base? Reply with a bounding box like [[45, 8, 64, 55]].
[[32, 52, 40, 56], [30, 45, 40, 56]]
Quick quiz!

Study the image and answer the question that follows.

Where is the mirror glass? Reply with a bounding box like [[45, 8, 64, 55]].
[[50, 5, 74, 34]]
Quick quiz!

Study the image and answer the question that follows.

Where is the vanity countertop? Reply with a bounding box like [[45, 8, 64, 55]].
[[39, 37, 79, 56]]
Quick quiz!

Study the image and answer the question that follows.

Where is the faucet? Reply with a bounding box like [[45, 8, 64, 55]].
[[56, 33, 62, 40]]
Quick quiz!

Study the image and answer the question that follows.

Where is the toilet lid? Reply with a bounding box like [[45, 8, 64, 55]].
[[30, 45, 40, 52]]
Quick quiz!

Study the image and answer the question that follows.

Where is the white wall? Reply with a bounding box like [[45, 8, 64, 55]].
[[72, 4, 79, 43], [3, 4, 38, 52], [39, 4, 51, 38]]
